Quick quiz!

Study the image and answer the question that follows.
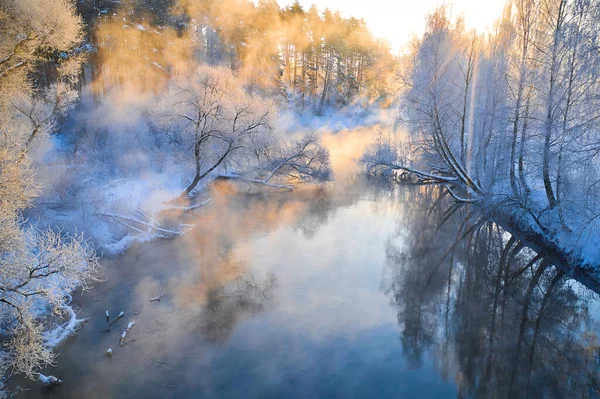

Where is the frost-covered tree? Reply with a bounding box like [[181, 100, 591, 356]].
[[153, 65, 331, 196], [153, 65, 273, 197], [0, 0, 98, 391], [237, 132, 332, 189], [396, 7, 484, 196], [0, 0, 84, 102], [368, 1, 600, 266]]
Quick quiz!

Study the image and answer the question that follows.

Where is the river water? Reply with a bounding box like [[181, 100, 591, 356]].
[[16, 130, 600, 398]]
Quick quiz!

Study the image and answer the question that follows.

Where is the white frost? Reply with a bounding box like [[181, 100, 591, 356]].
[[39, 374, 61, 386]]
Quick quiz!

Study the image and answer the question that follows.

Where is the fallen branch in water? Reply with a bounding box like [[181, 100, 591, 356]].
[[44, 295, 87, 348], [368, 162, 458, 183], [100, 210, 197, 254], [119, 321, 135, 346], [109, 311, 124, 326], [364, 160, 485, 203], [446, 185, 480, 203], [100, 212, 190, 238], [150, 294, 164, 302], [216, 173, 293, 190], [162, 198, 212, 211]]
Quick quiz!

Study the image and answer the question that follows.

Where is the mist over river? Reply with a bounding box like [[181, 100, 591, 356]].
[[4, 0, 600, 396], [10, 131, 600, 399]]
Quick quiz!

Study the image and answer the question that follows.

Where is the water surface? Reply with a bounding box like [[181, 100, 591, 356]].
[[17, 135, 600, 398]]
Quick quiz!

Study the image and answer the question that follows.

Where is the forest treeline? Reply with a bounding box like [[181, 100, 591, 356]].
[[71, 0, 399, 112]]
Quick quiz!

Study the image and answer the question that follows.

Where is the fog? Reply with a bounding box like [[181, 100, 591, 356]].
[[3, 0, 600, 396]]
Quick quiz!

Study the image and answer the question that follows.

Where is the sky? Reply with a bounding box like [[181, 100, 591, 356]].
[[277, 0, 507, 53]]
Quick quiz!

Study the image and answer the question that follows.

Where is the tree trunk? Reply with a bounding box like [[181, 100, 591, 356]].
[[518, 91, 532, 200], [179, 142, 235, 199], [542, 0, 566, 210]]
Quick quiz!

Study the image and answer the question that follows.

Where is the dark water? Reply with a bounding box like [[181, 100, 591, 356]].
[[16, 175, 600, 398]]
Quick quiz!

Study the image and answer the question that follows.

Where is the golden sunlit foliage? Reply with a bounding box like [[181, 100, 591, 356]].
[[82, 0, 399, 110], [0, 0, 84, 104]]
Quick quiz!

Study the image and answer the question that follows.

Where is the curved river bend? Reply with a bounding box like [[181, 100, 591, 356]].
[[16, 133, 600, 399]]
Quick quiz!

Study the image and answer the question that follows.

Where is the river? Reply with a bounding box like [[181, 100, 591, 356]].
[[15, 130, 600, 398]]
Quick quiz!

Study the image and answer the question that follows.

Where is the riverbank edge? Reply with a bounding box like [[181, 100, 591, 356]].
[[481, 202, 600, 293]]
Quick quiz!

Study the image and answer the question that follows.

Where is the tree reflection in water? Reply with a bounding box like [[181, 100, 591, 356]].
[[381, 184, 600, 398], [200, 272, 276, 342], [12, 177, 600, 398], [180, 180, 339, 344]]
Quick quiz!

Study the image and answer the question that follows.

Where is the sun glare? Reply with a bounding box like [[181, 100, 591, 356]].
[[455, 0, 507, 33], [277, 0, 507, 52]]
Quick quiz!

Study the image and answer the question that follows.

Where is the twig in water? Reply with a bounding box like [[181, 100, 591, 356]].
[[119, 321, 135, 346], [109, 311, 124, 326], [150, 294, 164, 303]]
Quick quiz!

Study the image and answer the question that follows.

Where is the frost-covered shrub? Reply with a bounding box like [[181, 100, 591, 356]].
[[0, 0, 99, 388]]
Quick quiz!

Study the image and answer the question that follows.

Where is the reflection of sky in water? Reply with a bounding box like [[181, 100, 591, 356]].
[[16, 179, 459, 398], [198, 323, 455, 398], [14, 130, 600, 398], [166, 193, 456, 398], [171, 192, 457, 398], [239, 201, 397, 337]]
